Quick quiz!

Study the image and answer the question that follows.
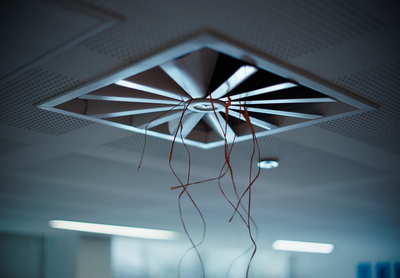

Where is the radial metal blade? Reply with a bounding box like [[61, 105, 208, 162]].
[[208, 65, 257, 100], [231, 97, 335, 105], [223, 82, 297, 101], [168, 112, 205, 138], [229, 106, 322, 119], [80, 84, 182, 105], [117, 67, 191, 101], [135, 110, 186, 129], [160, 48, 219, 99], [86, 100, 183, 118], [227, 110, 277, 130], [203, 113, 235, 142]]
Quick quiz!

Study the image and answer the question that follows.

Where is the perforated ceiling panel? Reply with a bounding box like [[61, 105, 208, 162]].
[[103, 132, 387, 187], [18, 152, 138, 188], [21, 152, 136, 174], [0, 68, 93, 136], [234, 135, 389, 182], [318, 61, 400, 155], [103, 133, 226, 168], [79, 0, 385, 62]]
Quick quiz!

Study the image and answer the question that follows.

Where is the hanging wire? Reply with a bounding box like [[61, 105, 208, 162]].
[[139, 91, 262, 278]]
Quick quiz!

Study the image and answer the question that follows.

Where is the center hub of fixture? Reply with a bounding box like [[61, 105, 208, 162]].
[[188, 99, 226, 113]]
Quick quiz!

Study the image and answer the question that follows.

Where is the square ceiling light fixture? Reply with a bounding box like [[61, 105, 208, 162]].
[[39, 34, 374, 149]]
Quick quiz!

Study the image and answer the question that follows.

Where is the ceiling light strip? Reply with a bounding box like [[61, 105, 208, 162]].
[[272, 240, 334, 253], [49, 220, 179, 240]]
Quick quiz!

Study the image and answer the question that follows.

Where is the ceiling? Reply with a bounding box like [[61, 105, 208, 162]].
[[1, 0, 399, 261]]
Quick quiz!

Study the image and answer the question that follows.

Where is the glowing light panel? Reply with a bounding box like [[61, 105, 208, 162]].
[[49, 220, 179, 240], [272, 240, 334, 253]]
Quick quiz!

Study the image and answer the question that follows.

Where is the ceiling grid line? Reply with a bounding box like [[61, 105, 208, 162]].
[[77, 0, 385, 62], [102, 132, 388, 183], [0, 139, 31, 157]]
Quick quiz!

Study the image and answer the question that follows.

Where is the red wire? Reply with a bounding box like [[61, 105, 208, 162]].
[[137, 100, 184, 171], [210, 96, 259, 278], [168, 100, 206, 278], [138, 92, 261, 278], [209, 95, 243, 221]]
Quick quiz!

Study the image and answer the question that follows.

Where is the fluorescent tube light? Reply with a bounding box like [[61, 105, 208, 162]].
[[272, 240, 334, 254], [49, 220, 179, 240]]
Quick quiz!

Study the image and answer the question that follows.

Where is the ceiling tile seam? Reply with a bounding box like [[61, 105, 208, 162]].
[[0, 0, 122, 87], [101, 131, 389, 177], [15, 152, 136, 172], [0, 139, 31, 147], [0, 139, 31, 157], [223, 0, 386, 60], [331, 0, 387, 31], [0, 184, 153, 210], [76, 0, 386, 62], [80, 27, 208, 63], [263, 139, 390, 175], [288, 183, 400, 215], [0, 173, 158, 202], [0, 193, 115, 215], [101, 132, 392, 182]]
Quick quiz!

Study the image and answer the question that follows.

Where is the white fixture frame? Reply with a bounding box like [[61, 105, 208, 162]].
[[38, 33, 375, 149]]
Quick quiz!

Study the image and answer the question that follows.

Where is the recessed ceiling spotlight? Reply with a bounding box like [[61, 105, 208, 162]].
[[258, 159, 279, 169]]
